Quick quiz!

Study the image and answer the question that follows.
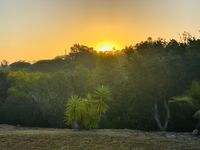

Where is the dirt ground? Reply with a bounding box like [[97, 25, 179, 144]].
[[0, 125, 199, 150]]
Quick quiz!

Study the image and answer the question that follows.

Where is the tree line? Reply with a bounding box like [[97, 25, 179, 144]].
[[1, 33, 200, 132]]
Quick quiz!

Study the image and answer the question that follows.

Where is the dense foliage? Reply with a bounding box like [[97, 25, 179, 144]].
[[1, 34, 200, 131]]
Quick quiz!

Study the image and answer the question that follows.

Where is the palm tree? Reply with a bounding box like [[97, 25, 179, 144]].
[[65, 95, 86, 129], [82, 94, 99, 129], [65, 86, 112, 129], [93, 86, 111, 117], [171, 81, 200, 134]]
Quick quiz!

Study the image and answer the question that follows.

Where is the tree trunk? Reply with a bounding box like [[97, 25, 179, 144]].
[[154, 96, 170, 131], [72, 120, 79, 129], [195, 119, 200, 130]]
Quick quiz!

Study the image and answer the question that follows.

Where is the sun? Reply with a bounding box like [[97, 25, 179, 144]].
[[99, 44, 114, 52], [95, 40, 121, 52]]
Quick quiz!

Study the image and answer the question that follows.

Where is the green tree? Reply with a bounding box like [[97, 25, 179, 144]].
[[29, 72, 72, 127], [82, 94, 100, 129], [10, 61, 31, 71], [65, 95, 86, 129], [0, 71, 9, 104], [93, 86, 111, 117], [2, 71, 45, 126], [69, 65, 96, 96], [69, 44, 97, 69], [5, 71, 71, 127]]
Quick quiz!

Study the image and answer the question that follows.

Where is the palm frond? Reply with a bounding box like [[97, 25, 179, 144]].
[[193, 110, 200, 119], [170, 96, 192, 104]]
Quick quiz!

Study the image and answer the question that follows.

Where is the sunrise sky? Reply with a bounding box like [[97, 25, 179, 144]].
[[0, 0, 200, 62]]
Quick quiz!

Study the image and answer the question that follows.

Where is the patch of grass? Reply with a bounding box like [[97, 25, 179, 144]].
[[0, 128, 199, 150]]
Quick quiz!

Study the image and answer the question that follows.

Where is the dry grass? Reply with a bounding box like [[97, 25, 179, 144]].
[[0, 127, 199, 150]]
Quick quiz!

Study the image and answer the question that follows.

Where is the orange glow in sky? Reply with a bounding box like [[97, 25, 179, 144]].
[[95, 40, 122, 52], [0, 0, 200, 62]]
